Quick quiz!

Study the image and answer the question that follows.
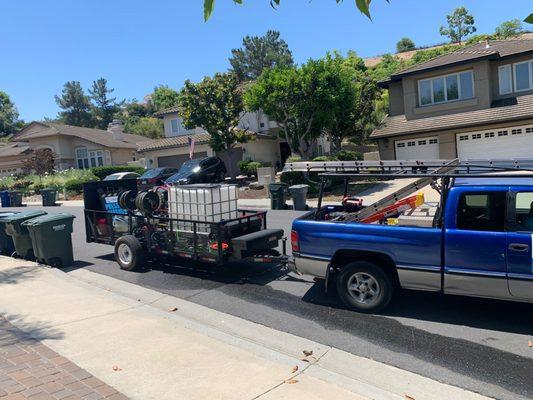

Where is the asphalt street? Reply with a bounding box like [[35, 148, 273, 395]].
[[8, 205, 533, 400]]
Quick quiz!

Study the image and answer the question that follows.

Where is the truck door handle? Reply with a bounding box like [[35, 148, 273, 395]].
[[508, 243, 530, 252]]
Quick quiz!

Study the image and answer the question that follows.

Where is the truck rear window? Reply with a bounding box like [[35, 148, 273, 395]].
[[457, 192, 506, 232]]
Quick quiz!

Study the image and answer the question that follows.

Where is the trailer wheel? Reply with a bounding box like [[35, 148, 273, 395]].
[[114, 235, 144, 271], [336, 261, 393, 313]]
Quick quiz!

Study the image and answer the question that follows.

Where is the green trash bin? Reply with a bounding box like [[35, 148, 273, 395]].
[[9, 191, 23, 207], [289, 184, 309, 211], [23, 213, 76, 268], [41, 188, 57, 207], [3, 210, 47, 259], [0, 212, 19, 255], [268, 183, 288, 210]]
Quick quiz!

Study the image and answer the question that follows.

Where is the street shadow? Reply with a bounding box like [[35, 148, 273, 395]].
[[301, 281, 533, 336], [0, 265, 37, 285], [0, 314, 64, 343]]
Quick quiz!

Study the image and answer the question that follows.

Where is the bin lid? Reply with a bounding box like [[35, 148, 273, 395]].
[[1, 209, 47, 223], [0, 212, 18, 219], [22, 213, 75, 226], [289, 184, 310, 190]]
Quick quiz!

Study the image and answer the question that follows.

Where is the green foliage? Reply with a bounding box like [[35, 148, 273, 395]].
[[494, 19, 524, 39], [369, 54, 408, 82], [396, 37, 415, 53], [179, 72, 249, 179], [90, 165, 145, 180], [409, 45, 459, 64], [335, 150, 362, 161], [203, 0, 382, 21], [126, 117, 164, 139], [245, 161, 262, 175], [439, 6, 476, 43], [55, 81, 93, 127], [0, 91, 21, 136], [0, 169, 99, 193], [152, 85, 180, 112], [312, 156, 334, 161], [238, 159, 252, 175], [526, 14, 533, 24], [229, 30, 294, 82], [89, 78, 123, 130], [465, 34, 493, 46]]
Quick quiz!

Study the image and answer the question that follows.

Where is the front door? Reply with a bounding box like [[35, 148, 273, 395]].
[[506, 190, 533, 300], [444, 190, 510, 299]]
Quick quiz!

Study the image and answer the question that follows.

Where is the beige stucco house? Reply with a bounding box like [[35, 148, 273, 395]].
[[0, 143, 33, 177], [371, 39, 533, 160], [12, 121, 151, 170]]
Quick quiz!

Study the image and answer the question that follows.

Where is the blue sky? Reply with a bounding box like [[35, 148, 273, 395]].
[[1, 0, 530, 121]]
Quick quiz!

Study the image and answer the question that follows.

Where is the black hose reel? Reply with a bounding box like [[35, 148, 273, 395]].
[[135, 191, 162, 215], [118, 190, 137, 212]]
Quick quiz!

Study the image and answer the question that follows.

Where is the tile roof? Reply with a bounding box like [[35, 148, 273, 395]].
[[138, 133, 211, 152], [14, 122, 151, 149], [370, 94, 533, 139], [388, 39, 533, 81], [0, 143, 31, 157], [153, 106, 182, 117]]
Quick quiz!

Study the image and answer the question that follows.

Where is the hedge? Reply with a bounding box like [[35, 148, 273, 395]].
[[91, 166, 146, 180]]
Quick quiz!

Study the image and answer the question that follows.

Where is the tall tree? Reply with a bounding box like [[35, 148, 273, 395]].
[[439, 7, 476, 43], [55, 81, 93, 127], [126, 117, 164, 139], [229, 30, 293, 82], [152, 85, 180, 112], [0, 91, 20, 136], [494, 19, 523, 39], [178, 73, 250, 180], [396, 38, 415, 53], [89, 78, 122, 130]]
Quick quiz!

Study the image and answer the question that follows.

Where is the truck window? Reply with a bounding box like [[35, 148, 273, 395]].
[[515, 192, 533, 232], [456, 192, 506, 232]]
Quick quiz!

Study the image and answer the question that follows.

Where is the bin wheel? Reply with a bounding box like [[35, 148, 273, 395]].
[[336, 261, 393, 313], [114, 235, 144, 271], [48, 258, 63, 268]]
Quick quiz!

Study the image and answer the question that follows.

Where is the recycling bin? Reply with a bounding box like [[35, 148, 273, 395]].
[[0, 191, 10, 207], [0, 212, 18, 255], [23, 213, 76, 268], [289, 184, 309, 211], [41, 188, 57, 207], [9, 191, 23, 207], [3, 210, 47, 259], [268, 183, 288, 210]]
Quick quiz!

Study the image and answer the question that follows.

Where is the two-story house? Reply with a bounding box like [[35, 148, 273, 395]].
[[371, 39, 533, 160], [138, 106, 294, 171]]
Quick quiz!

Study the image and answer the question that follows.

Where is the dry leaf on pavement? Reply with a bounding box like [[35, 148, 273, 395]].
[[404, 394, 416, 400], [285, 379, 299, 384], [302, 350, 313, 356], [112, 365, 122, 371], [168, 307, 178, 312], [291, 365, 298, 373]]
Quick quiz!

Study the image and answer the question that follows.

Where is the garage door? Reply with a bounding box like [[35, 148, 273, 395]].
[[457, 125, 533, 159], [157, 152, 208, 168], [395, 137, 439, 160]]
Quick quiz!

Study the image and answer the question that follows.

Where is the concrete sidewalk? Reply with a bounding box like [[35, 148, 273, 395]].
[[0, 257, 491, 400]]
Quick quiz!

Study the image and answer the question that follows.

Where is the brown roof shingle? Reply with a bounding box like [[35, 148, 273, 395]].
[[15, 122, 151, 149], [370, 94, 533, 139], [388, 39, 533, 81], [153, 106, 182, 117], [0, 143, 32, 157], [138, 133, 211, 152]]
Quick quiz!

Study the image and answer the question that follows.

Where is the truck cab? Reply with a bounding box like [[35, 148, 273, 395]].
[[290, 176, 533, 312]]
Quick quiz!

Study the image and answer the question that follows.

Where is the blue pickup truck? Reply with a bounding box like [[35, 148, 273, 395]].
[[289, 177, 533, 312]]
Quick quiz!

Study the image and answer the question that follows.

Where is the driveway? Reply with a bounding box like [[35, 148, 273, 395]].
[[6, 191, 533, 400]]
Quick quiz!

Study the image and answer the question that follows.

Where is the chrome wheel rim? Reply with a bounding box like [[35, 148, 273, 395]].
[[347, 272, 381, 305], [117, 243, 132, 265]]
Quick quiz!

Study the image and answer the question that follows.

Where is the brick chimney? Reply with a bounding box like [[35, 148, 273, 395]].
[[107, 119, 125, 141]]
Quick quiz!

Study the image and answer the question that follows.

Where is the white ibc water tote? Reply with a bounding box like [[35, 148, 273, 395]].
[[168, 184, 238, 232]]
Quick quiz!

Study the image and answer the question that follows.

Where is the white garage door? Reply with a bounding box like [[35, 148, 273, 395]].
[[456, 125, 533, 159], [395, 137, 439, 160]]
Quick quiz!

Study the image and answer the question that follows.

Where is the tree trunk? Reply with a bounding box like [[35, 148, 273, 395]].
[[223, 147, 237, 182], [331, 135, 342, 154]]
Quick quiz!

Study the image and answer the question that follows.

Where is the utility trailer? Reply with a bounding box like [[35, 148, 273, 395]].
[[83, 180, 286, 270]]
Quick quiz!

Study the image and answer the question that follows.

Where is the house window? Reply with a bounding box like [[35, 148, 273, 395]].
[[396, 143, 405, 148], [418, 140, 427, 145], [497, 130, 508, 137], [407, 141, 415, 147], [485, 132, 495, 138], [526, 127, 533, 133], [170, 119, 180, 134], [472, 134, 481, 139], [513, 61, 532, 92], [76, 148, 89, 169], [511, 129, 522, 135], [429, 138, 438, 144], [418, 70, 474, 106], [459, 135, 469, 141], [89, 150, 104, 167], [498, 65, 513, 95]]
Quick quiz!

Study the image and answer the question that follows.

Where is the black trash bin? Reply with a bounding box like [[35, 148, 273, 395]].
[[41, 188, 57, 207], [23, 213, 76, 267], [0, 212, 19, 255], [0, 191, 10, 207], [268, 183, 288, 210], [3, 210, 47, 259], [289, 184, 309, 211], [9, 191, 23, 207]]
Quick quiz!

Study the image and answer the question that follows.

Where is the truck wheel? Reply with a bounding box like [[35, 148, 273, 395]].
[[114, 235, 144, 271], [336, 261, 393, 313]]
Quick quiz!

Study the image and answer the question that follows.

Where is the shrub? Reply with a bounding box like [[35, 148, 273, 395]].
[[91, 166, 146, 180], [313, 156, 335, 162], [12, 179, 31, 191], [238, 159, 252, 175], [64, 178, 90, 193], [336, 150, 362, 161], [246, 162, 262, 176]]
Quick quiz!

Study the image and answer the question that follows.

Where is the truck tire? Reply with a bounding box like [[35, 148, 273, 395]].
[[336, 261, 393, 313], [114, 235, 144, 271]]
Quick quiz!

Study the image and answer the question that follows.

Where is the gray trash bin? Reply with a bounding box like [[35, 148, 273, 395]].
[[9, 191, 22, 207], [289, 184, 309, 211], [41, 188, 57, 207], [268, 183, 288, 210]]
